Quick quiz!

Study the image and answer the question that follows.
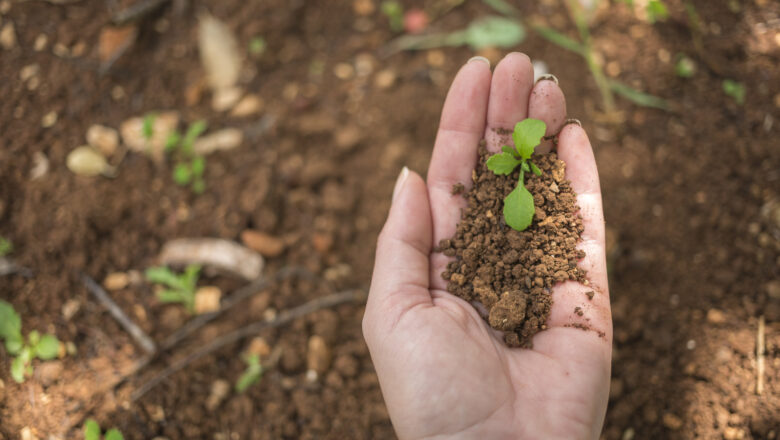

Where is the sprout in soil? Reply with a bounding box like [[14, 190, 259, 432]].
[[722, 79, 746, 105], [235, 353, 264, 393], [165, 120, 208, 194], [485, 118, 547, 231], [145, 265, 201, 313], [0, 236, 12, 257], [84, 419, 124, 440], [380, 1, 404, 32], [0, 300, 61, 383]]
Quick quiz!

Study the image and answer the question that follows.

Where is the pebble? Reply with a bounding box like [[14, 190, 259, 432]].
[[103, 272, 129, 290], [194, 286, 222, 314], [230, 94, 264, 117], [41, 111, 58, 128], [706, 308, 726, 324], [724, 427, 745, 440], [20, 427, 37, 440], [61, 299, 80, 321], [426, 50, 445, 67], [335, 125, 362, 151], [193, 128, 243, 155], [86, 124, 120, 156], [307, 335, 331, 374], [19, 64, 39, 82], [212, 86, 243, 112], [241, 230, 285, 257], [120, 111, 180, 162], [33, 34, 46, 51], [352, 0, 375, 15], [311, 233, 334, 254], [354, 53, 375, 76], [374, 69, 396, 89], [29, 151, 49, 180], [662, 413, 683, 430], [767, 280, 780, 299], [333, 62, 354, 80], [0, 21, 15, 50], [247, 336, 271, 358], [66, 146, 114, 177], [206, 379, 230, 410]]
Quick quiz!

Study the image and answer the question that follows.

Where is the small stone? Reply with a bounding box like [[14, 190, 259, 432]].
[[706, 308, 726, 324], [352, 0, 375, 15], [19, 64, 39, 82], [305, 369, 318, 382], [62, 299, 80, 320], [193, 128, 243, 155], [206, 379, 230, 410], [35, 361, 63, 386], [120, 111, 180, 163], [333, 62, 354, 80], [241, 230, 285, 257], [662, 413, 683, 430], [488, 290, 527, 331], [52, 42, 69, 57], [247, 337, 271, 358], [724, 427, 745, 440], [103, 272, 129, 290], [551, 163, 565, 182], [20, 427, 37, 440], [335, 125, 362, 151], [41, 111, 58, 128], [374, 69, 397, 90], [0, 22, 16, 50], [194, 286, 222, 314], [312, 233, 334, 254], [307, 335, 331, 374], [549, 182, 559, 193], [230, 94, 264, 117], [86, 124, 120, 156], [426, 50, 445, 67], [29, 151, 49, 180], [212, 86, 243, 112], [33, 34, 47, 51], [767, 280, 780, 299], [354, 53, 375, 76]]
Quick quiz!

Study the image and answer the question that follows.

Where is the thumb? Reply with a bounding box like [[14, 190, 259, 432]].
[[364, 167, 433, 338]]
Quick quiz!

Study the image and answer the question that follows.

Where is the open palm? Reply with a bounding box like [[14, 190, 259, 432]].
[[363, 53, 612, 440]]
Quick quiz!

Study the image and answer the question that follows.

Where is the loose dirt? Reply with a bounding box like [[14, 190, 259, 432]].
[[439, 143, 586, 347]]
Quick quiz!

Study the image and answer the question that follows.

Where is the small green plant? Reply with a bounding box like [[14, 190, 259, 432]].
[[675, 54, 696, 78], [381, 1, 404, 32], [249, 36, 266, 56], [485, 119, 546, 231], [165, 120, 208, 194], [84, 419, 124, 440], [145, 265, 201, 313], [722, 79, 745, 105], [235, 353, 263, 393], [0, 300, 61, 383], [142, 113, 157, 141], [646, 0, 669, 23], [0, 237, 12, 257]]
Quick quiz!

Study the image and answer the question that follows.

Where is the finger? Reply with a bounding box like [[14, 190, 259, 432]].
[[365, 168, 434, 338], [547, 123, 611, 337], [427, 57, 492, 290], [484, 52, 535, 152], [528, 75, 567, 153]]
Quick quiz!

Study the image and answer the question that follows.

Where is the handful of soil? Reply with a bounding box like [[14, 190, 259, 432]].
[[438, 142, 586, 348]]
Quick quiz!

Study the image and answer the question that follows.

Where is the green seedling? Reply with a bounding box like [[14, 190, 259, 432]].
[[389, 16, 525, 52], [485, 119, 546, 231], [84, 419, 124, 440], [0, 237, 12, 257], [722, 79, 745, 105], [145, 265, 201, 313], [646, 0, 669, 23], [381, 1, 404, 32], [0, 300, 61, 383], [249, 36, 266, 56], [165, 120, 208, 194], [235, 353, 263, 393], [142, 113, 157, 141], [675, 54, 696, 78]]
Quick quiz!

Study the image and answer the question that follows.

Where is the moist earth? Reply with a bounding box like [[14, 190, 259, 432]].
[[439, 142, 586, 347]]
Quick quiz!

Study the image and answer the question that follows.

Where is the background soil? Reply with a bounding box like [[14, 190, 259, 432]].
[[0, 0, 778, 439]]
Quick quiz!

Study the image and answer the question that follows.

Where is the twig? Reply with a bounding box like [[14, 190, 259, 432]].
[[159, 266, 314, 351], [82, 274, 157, 354], [131, 289, 365, 401], [111, 0, 170, 25], [757, 315, 765, 395]]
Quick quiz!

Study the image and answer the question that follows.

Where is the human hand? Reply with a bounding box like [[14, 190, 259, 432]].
[[362, 53, 612, 440]]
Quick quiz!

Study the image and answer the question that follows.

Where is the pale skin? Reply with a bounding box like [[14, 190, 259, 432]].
[[362, 53, 612, 440]]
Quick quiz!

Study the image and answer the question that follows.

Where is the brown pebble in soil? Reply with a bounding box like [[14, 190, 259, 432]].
[[438, 142, 586, 348], [574, 306, 584, 317]]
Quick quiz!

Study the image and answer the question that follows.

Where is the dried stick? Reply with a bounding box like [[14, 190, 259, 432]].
[[757, 315, 765, 395], [111, 0, 170, 25], [82, 274, 157, 354], [131, 289, 365, 401], [159, 266, 314, 351]]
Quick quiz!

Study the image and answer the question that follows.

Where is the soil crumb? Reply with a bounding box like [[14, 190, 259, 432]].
[[438, 142, 586, 347]]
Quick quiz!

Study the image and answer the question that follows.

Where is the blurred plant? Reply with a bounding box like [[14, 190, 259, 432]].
[[142, 112, 156, 141], [235, 353, 264, 392], [388, 15, 525, 52], [0, 300, 61, 383], [145, 264, 201, 313], [249, 36, 266, 56], [0, 237, 12, 257], [84, 419, 124, 440], [485, 119, 545, 231], [165, 120, 208, 194], [381, 1, 404, 32], [674, 54, 696, 78], [722, 79, 745, 105], [645, 0, 669, 23]]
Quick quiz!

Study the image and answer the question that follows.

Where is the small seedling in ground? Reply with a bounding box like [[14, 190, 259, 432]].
[[0, 300, 61, 383], [722, 79, 746, 105], [84, 419, 124, 440], [235, 353, 263, 392], [0, 237, 12, 256], [249, 36, 266, 56], [675, 54, 696, 78], [646, 0, 669, 23], [381, 1, 404, 32], [485, 118, 546, 231], [165, 120, 208, 194], [145, 265, 201, 313], [142, 113, 157, 141]]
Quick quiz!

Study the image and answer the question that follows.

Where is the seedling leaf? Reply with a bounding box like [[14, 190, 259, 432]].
[[164, 131, 181, 152], [191, 156, 205, 177], [142, 113, 156, 140], [609, 80, 669, 110], [503, 185, 535, 231], [249, 36, 266, 56], [35, 334, 60, 360], [0, 237, 12, 256], [501, 145, 517, 156], [530, 162, 542, 176], [105, 429, 125, 440], [235, 354, 263, 393], [10, 355, 25, 383], [157, 289, 185, 303], [380, 1, 404, 32], [722, 79, 745, 105], [486, 152, 521, 175], [532, 25, 585, 55], [145, 267, 188, 291], [460, 16, 525, 50], [521, 162, 530, 172], [646, 0, 669, 23], [482, 0, 520, 17], [513, 119, 546, 159], [0, 300, 22, 341], [675, 54, 695, 78], [84, 419, 101, 440], [173, 163, 192, 186], [5, 336, 23, 354], [182, 120, 208, 153]]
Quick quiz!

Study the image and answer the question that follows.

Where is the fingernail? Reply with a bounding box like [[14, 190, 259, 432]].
[[392, 166, 410, 202], [467, 56, 490, 68], [563, 118, 582, 127], [536, 73, 559, 85]]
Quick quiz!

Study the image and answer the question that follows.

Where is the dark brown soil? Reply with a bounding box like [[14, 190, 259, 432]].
[[439, 144, 585, 347]]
